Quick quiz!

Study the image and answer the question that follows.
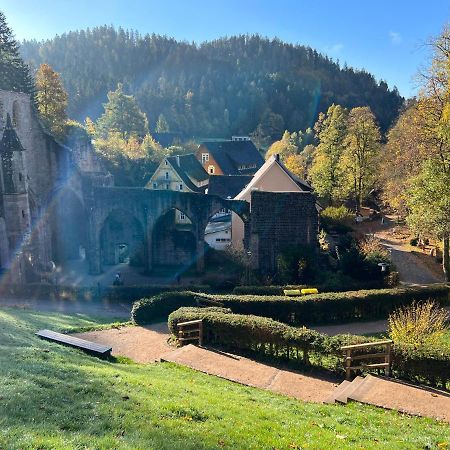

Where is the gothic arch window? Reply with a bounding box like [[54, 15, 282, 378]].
[[12, 101, 20, 127]]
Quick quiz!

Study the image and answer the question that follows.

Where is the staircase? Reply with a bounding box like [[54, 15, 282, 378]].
[[325, 374, 450, 423], [325, 375, 374, 404]]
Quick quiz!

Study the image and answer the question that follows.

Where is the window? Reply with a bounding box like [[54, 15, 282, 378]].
[[165, 184, 169, 190], [179, 212, 186, 220], [153, 182, 157, 189], [21, 210, 25, 218], [179, 184, 183, 191], [165, 172, 169, 180], [0, 101, 3, 120], [19, 173, 23, 182], [165, 160, 168, 165], [208, 165, 215, 174], [202, 153, 209, 163]]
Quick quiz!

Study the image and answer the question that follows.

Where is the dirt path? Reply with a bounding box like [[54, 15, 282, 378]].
[[74, 322, 171, 362], [162, 344, 338, 403], [73, 324, 338, 402]]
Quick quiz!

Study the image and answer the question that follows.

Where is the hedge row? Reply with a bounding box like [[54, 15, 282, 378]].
[[232, 280, 386, 296], [168, 307, 450, 389], [132, 285, 450, 326]]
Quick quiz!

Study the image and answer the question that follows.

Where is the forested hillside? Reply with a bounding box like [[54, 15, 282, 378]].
[[21, 27, 403, 139]]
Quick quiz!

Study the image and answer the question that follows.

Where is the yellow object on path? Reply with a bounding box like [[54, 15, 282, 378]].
[[301, 288, 319, 295], [283, 288, 319, 297]]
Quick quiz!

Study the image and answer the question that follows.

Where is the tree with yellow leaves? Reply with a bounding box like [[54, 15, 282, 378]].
[[35, 63, 68, 138]]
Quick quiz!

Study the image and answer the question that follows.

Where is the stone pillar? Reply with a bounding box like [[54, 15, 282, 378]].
[[87, 209, 102, 275], [195, 221, 206, 273], [145, 217, 153, 274]]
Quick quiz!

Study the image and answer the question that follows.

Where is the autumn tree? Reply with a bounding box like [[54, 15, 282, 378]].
[[96, 83, 148, 139], [404, 25, 450, 280], [341, 107, 381, 210], [35, 64, 68, 138], [380, 102, 428, 215], [309, 104, 348, 204]]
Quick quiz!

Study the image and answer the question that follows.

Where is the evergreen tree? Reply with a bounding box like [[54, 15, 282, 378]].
[[35, 64, 68, 138], [0, 11, 34, 94], [96, 83, 148, 139], [155, 113, 170, 132]]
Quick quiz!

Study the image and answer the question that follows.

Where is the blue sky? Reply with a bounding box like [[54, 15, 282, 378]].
[[2, 0, 449, 98]]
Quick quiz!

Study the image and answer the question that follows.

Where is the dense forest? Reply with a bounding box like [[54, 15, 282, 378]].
[[21, 27, 404, 139]]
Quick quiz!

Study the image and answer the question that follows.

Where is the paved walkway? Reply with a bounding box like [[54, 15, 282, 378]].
[[161, 344, 338, 403], [75, 322, 171, 362], [345, 375, 450, 423], [74, 323, 450, 421]]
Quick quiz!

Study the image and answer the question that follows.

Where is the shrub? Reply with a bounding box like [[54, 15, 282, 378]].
[[132, 285, 450, 326], [392, 344, 450, 389], [388, 301, 449, 347], [410, 237, 419, 247], [167, 307, 450, 387], [168, 307, 329, 366], [275, 245, 318, 284], [320, 206, 353, 234]]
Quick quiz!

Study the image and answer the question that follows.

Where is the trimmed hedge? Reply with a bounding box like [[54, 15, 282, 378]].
[[168, 307, 450, 388], [132, 285, 450, 326]]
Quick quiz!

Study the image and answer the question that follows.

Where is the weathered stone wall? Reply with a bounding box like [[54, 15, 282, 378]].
[[249, 191, 318, 273]]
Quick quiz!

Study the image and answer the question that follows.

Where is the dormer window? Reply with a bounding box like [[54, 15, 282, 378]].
[[153, 182, 157, 189], [202, 153, 209, 163], [179, 184, 183, 191]]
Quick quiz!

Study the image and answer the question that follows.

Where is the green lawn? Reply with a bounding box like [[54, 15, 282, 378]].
[[0, 308, 449, 450]]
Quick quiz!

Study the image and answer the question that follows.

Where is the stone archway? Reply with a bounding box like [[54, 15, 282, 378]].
[[100, 209, 145, 267], [151, 208, 196, 269], [52, 188, 87, 263]]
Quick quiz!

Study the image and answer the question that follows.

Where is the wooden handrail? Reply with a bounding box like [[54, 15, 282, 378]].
[[340, 339, 393, 351], [177, 319, 203, 346], [178, 319, 203, 327], [341, 339, 392, 380]]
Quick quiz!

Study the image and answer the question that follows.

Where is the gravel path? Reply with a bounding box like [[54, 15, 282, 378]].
[[75, 323, 171, 363]]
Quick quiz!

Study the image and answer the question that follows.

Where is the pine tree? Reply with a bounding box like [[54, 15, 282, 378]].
[[155, 113, 170, 132], [96, 83, 148, 139], [0, 11, 34, 94], [35, 64, 68, 138]]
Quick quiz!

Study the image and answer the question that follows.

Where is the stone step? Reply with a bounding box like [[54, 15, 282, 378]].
[[334, 376, 366, 404], [324, 380, 350, 404], [346, 374, 378, 403]]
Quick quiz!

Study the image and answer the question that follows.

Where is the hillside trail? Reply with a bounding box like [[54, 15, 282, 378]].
[[352, 214, 444, 285]]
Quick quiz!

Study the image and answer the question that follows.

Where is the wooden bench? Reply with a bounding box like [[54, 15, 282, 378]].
[[341, 340, 392, 380], [177, 320, 203, 346], [36, 329, 112, 358]]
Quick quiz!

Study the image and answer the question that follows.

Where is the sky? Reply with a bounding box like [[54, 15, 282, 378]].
[[2, 0, 449, 98]]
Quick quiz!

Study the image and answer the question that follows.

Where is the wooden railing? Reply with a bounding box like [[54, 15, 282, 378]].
[[177, 319, 203, 346], [341, 340, 393, 380]]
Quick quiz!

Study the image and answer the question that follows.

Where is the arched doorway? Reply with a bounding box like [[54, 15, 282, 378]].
[[151, 208, 196, 270], [52, 188, 87, 263], [100, 209, 145, 267]]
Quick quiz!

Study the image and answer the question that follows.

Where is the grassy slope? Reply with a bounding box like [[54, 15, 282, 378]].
[[0, 308, 449, 450]]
